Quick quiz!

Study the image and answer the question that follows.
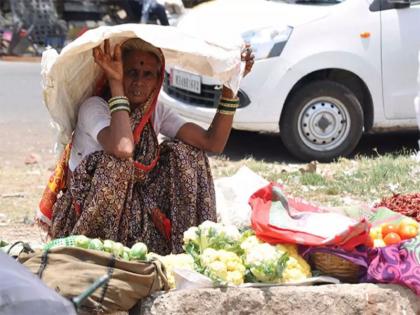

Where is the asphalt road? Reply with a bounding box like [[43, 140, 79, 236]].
[[0, 60, 56, 167], [0, 59, 418, 165], [0, 60, 49, 124]]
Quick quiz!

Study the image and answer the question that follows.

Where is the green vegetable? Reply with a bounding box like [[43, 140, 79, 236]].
[[88, 238, 104, 251], [183, 221, 243, 256], [199, 248, 246, 286], [112, 242, 124, 257], [130, 242, 148, 260], [243, 241, 289, 283], [74, 235, 90, 249], [122, 251, 130, 261], [122, 246, 131, 261], [103, 240, 115, 253]]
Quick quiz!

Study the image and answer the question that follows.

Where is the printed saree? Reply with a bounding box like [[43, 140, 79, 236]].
[[37, 41, 216, 254]]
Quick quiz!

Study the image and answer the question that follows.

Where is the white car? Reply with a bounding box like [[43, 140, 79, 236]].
[[159, 0, 420, 161]]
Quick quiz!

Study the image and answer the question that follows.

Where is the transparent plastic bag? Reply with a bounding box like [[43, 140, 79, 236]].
[[215, 166, 268, 229]]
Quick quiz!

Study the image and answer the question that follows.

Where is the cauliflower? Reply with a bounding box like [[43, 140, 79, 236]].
[[243, 243, 289, 283], [148, 253, 195, 289], [284, 244, 299, 257], [240, 235, 263, 252], [183, 221, 242, 256], [226, 259, 246, 274], [183, 226, 199, 245], [181, 223, 311, 286], [282, 255, 311, 283], [200, 248, 219, 267], [223, 225, 242, 243], [207, 261, 228, 281], [275, 244, 311, 283], [244, 243, 279, 266], [227, 270, 244, 286], [200, 248, 245, 285], [199, 220, 223, 235]]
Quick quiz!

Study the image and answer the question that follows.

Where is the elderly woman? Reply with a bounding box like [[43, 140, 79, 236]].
[[40, 37, 254, 255]]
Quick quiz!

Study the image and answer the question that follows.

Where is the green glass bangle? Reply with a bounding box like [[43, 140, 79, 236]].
[[217, 104, 236, 112], [109, 102, 130, 111]]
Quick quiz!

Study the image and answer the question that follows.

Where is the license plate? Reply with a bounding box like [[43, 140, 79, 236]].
[[170, 69, 201, 94]]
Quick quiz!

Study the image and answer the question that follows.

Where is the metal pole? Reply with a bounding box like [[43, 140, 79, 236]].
[[72, 274, 110, 310]]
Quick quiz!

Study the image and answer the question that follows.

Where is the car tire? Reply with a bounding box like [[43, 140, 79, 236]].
[[280, 80, 364, 162]]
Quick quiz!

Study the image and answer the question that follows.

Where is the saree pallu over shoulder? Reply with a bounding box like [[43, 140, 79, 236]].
[[37, 143, 72, 228]]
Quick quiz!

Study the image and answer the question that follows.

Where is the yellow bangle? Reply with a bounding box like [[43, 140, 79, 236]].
[[217, 109, 236, 116], [220, 96, 239, 102]]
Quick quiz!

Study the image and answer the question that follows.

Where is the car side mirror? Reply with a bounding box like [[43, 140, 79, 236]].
[[387, 0, 410, 9]]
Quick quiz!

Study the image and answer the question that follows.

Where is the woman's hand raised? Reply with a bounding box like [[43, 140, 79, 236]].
[[93, 39, 123, 83], [242, 43, 255, 78]]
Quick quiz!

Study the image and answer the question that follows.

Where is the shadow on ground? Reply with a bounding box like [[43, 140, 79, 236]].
[[219, 130, 420, 163]]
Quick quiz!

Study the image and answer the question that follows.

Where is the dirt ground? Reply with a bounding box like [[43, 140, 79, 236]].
[[0, 121, 58, 243]]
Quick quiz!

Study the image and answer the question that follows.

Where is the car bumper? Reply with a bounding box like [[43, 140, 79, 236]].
[[159, 57, 294, 133]]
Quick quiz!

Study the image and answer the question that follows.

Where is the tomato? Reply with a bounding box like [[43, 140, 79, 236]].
[[383, 232, 401, 245], [398, 225, 418, 240], [398, 218, 419, 231], [381, 224, 399, 238]]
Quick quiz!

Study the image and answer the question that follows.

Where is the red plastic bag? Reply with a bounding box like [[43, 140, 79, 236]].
[[249, 183, 369, 250]]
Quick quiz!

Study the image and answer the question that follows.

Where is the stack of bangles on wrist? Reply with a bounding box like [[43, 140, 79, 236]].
[[108, 96, 131, 114], [217, 96, 240, 115]]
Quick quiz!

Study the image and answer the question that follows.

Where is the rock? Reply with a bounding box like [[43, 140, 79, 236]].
[[137, 284, 420, 315], [22, 215, 34, 225], [0, 213, 9, 226], [24, 153, 41, 165], [299, 161, 318, 174]]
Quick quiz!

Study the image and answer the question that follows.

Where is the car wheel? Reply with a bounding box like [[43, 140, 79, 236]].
[[280, 80, 364, 162]]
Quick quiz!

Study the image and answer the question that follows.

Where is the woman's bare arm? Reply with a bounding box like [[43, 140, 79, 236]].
[[94, 39, 134, 158], [175, 45, 255, 153]]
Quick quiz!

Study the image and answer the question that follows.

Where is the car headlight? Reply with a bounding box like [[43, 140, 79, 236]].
[[241, 25, 293, 60]]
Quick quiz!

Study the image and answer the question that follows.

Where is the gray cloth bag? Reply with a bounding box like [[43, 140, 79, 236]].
[[0, 251, 76, 315]]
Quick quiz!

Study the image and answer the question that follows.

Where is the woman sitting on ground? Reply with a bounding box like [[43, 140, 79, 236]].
[[38, 37, 254, 255]]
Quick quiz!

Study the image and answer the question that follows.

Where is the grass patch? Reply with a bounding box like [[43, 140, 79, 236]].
[[1, 151, 419, 223], [279, 153, 419, 205], [211, 151, 420, 208], [299, 173, 327, 186]]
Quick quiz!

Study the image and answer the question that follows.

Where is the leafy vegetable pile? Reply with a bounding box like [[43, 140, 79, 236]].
[[183, 221, 311, 286], [44, 235, 148, 261], [40, 221, 312, 288]]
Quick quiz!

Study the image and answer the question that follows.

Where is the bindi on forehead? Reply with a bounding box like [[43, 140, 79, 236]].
[[123, 51, 161, 76], [135, 58, 156, 69]]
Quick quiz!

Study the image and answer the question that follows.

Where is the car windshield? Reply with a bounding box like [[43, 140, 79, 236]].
[[269, 0, 344, 4]]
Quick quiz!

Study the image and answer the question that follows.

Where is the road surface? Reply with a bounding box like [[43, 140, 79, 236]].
[[0, 59, 418, 166]]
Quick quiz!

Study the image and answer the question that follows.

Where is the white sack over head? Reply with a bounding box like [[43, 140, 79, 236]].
[[41, 24, 244, 149]]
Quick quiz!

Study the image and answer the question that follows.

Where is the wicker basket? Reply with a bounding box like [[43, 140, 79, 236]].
[[310, 252, 361, 283]]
